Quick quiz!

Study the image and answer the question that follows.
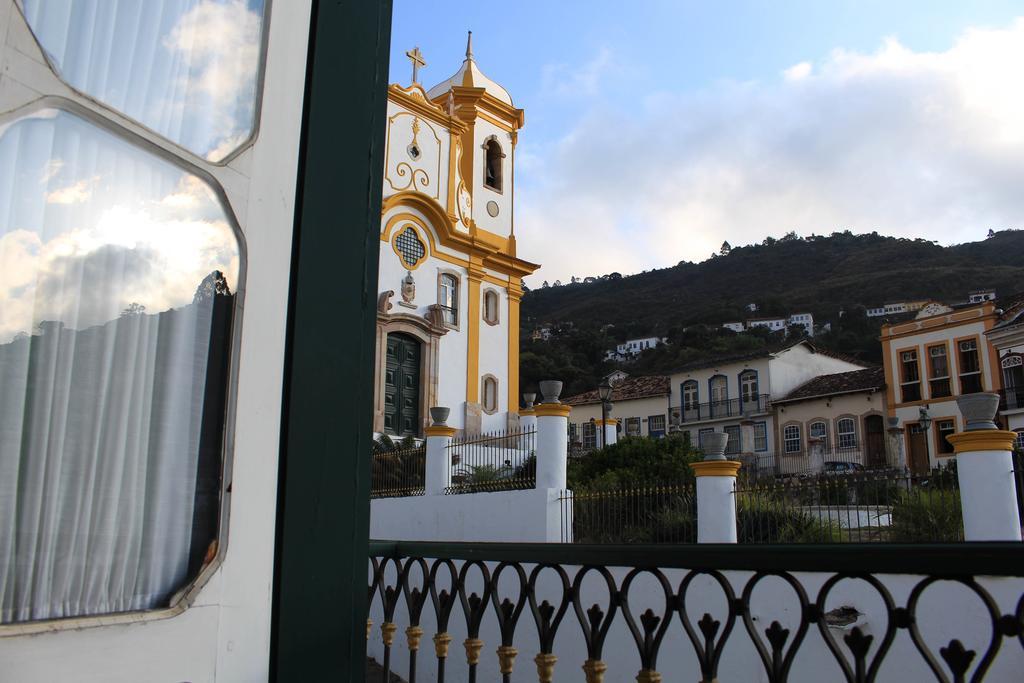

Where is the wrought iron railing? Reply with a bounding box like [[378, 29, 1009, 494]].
[[559, 482, 698, 544], [367, 540, 1024, 683], [446, 427, 536, 494], [998, 386, 1024, 412], [670, 393, 771, 424], [371, 442, 426, 498]]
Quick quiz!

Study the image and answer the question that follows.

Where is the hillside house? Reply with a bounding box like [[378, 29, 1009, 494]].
[[772, 367, 888, 469], [881, 300, 1002, 472], [668, 341, 867, 456], [563, 375, 671, 446], [985, 293, 1024, 438]]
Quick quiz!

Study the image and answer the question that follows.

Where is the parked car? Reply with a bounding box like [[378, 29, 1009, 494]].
[[823, 461, 865, 475]]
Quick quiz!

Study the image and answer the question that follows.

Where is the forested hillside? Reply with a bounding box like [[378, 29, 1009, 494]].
[[519, 230, 1024, 398]]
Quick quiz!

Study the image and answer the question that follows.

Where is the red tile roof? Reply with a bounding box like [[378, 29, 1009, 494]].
[[775, 367, 886, 404], [563, 375, 670, 406]]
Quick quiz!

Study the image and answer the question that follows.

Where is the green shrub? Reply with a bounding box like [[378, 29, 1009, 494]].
[[568, 435, 702, 491], [736, 491, 843, 543], [889, 490, 963, 542]]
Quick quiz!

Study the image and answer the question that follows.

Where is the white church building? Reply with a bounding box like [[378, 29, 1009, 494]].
[[374, 35, 539, 437]]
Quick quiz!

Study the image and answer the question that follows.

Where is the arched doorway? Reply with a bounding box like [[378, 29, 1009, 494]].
[[384, 332, 421, 436]]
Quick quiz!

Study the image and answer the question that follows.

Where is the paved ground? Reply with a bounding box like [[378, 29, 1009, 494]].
[[366, 658, 406, 682]]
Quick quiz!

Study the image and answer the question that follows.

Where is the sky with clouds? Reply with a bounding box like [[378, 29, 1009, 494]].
[[390, 1, 1024, 284], [0, 1, 258, 343]]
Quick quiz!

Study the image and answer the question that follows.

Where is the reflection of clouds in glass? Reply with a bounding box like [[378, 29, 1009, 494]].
[[22, 0, 264, 160], [45, 177, 97, 204], [0, 110, 240, 343]]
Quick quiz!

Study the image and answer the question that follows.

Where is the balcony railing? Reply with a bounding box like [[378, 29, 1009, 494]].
[[670, 393, 770, 424], [367, 540, 1024, 683], [999, 386, 1024, 412]]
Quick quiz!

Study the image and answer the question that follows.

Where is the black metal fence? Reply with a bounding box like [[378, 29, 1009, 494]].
[[734, 468, 963, 543], [559, 468, 963, 544], [446, 427, 536, 494], [368, 540, 1024, 683], [670, 393, 771, 424], [371, 442, 426, 498], [560, 482, 698, 543]]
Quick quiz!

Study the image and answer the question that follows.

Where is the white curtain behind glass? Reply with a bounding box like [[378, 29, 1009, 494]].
[[0, 110, 238, 624], [0, 305, 212, 622]]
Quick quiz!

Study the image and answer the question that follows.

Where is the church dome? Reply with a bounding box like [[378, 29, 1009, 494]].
[[427, 32, 513, 106]]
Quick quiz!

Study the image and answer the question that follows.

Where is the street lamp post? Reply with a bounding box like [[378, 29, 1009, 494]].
[[919, 406, 933, 470], [598, 380, 613, 449]]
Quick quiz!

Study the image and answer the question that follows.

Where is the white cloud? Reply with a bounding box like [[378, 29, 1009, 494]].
[[517, 19, 1024, 284], [783, 61, 812, 81], [541, 47, 614, 98], [163, 0, 262, 159], [45, 178, 94, 204], [0, 177, 239, 343]]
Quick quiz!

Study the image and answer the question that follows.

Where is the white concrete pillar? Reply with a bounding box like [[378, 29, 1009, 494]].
[[600, 418, 618, 447], [424, 407, 456, 496], [886, 417, 906, 470], [519, 409, 537, 433], [949, 394, 1022, 541], [689, 431, 741, 543], [534, 384, 571, 491]]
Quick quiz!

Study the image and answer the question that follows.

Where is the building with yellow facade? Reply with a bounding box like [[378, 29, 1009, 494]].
[[374, 35, 539, 437]]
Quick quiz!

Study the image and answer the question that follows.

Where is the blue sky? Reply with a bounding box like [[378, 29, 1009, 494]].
[[391, 1, 1024, 283]]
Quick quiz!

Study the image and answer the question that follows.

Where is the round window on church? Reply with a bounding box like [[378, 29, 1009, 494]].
[[393, 225, 427, 269]]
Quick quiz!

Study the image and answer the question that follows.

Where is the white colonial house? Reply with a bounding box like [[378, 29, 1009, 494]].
[[771, 367, 889, 470], [722, 321, 745, 333], [668, 341, 867, 457], [563, 376, 671, 447], [375, 35, 539, 436], [881, 300, 1002, 472]]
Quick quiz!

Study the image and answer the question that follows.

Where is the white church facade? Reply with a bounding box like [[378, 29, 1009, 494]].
[[374, 36, 539, 437]]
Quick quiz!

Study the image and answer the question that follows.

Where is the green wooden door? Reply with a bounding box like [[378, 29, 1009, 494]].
[[385, 333, 421, 436]]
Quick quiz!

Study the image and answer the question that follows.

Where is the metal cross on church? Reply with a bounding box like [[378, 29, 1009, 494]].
[[405, 46, 426, 84]]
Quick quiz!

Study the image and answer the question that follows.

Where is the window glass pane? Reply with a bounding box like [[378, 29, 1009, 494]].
[[0, 109, 239, 623], [753, 422, 767, 451], [23, 0, 266, 161]]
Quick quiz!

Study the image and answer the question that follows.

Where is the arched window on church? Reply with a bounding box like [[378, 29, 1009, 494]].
[[482, 375, 499, 414], [483, 290, 499, 325], [484, 139, 503, 192]]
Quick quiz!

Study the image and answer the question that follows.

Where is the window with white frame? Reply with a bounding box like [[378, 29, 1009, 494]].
[[784, 424, 802, 454], [648, 414, 666, 436], [1014, 429, 1024, 452], [958, 339, 983, 394], [753, 422, 768, 452], [682, 381, 699, 410], [1, 0, 267, 625], [439, 273, 459, 327], [937, 419, 956, 455], [582, 422, 597, 449], [928, 345, 951, 398], [625, 417, 641, 436], [740, 370, 758, 403], [724, 425, 741, 454], [900, 349, 921, 402], [836, 418, 857, 450], [809, 421, 828, 448]]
